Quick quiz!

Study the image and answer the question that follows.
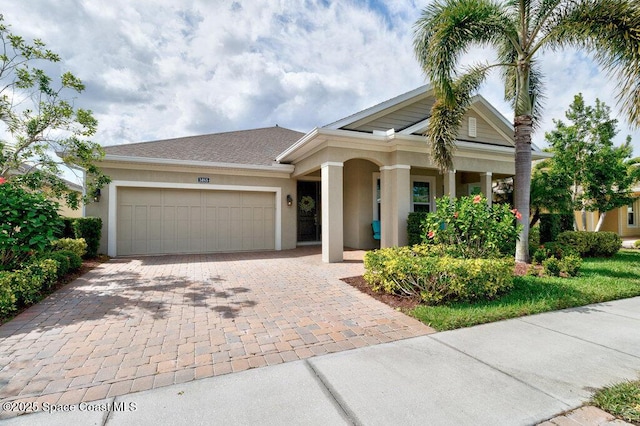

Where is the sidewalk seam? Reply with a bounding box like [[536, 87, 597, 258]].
[[304, 360, 360, 426], [427, 336, 573, 410], [516, 316, 640, 360]]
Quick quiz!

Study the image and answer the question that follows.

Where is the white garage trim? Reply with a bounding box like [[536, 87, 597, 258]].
[[108, 180, 282, 256]]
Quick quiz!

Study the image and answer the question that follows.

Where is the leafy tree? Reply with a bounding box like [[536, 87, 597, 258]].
[[529, 159, 573, 228], [544, 94, 640, 231], [414, 0, 640, 262], [0, 15, 109, 209]]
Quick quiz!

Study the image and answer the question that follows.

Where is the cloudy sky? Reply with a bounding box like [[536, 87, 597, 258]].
[[4, 0, 639, 153]]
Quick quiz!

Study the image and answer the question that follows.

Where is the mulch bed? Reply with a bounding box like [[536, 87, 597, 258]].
[[342, 262, 534, 311]]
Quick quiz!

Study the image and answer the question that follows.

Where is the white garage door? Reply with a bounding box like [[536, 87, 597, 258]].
[[117, 188, 275, 256]]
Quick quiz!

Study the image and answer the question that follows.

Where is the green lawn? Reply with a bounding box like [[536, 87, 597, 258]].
[[592, 380, 640, 423], [409, 250, 640, 331]]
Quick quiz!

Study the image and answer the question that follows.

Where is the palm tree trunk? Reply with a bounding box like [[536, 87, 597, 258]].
[[514, 114, 533, 263]]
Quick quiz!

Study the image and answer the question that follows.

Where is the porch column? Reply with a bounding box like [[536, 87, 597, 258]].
[[443, 170, 456, 199], [480, 172, 493, 206], [380, 164, 411, 247], [321, 162, 344, 263]]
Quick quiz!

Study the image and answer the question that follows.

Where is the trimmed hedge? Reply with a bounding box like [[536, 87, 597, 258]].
[[0, 259, 59, 314], [58, 250, 82, 271], [557, 231, 622, 257], [407, 212, 429, 246], [0, 273, 16, 316], [539, 213, 574, 244], [49, 252, 70, 279], [72, 217, 102, 258], [364, 246, 514, 305], [51, 238, 87, 259]]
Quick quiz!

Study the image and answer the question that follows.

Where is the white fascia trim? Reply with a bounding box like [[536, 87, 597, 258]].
[[107, 180, 282, 257], [321, 161, 344, 168], [399, 118, 430, 135], [323, 84, 433, 130], [380, 164, 411, 171], [103, 154, 295, 173], [277, 128, 389, 163]]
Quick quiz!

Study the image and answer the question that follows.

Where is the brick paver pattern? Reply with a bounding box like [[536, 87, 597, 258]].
[[0, 247, 433, 417]]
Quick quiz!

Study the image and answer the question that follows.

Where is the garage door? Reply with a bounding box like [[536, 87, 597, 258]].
[[117, 188, 275, 255]]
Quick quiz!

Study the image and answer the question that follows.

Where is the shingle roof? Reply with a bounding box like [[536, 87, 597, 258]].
[[103, 126, 304, 166]]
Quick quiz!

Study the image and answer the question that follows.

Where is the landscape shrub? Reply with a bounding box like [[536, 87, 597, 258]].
[[557, 231, 621, 257], [363, 246, 514, 304], [72, 217, 102, 258], [0, 273, 16, 315], [9, 259, 58, 306], [0, 182, 62, 270], [51, 238, 87, 259], [420, 195, 522, 258], [635, 240, 640, 249], [539, 213, 574, 244], [532, 242, 579, 264], [58, 217, 76, 239], [58, 250, 82, 271], [407, 212, 429, 246], [542, 257, 561, 277], [48, 252, 70, 279], [541, 255, 582, 277]]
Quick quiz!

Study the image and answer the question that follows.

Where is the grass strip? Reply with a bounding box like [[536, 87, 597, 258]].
[[409, 250, 640, 331]]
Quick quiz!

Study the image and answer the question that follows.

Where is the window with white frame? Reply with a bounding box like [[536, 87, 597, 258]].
[[412, 176, 435, 213], [628, 203, 636, 226], [372, 173, 381, 221]]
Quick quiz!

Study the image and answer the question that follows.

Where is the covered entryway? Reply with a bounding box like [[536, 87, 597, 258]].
[[116, 187, 276, 255]]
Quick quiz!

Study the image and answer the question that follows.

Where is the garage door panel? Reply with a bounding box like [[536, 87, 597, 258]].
[[117, 188, 275, 255]]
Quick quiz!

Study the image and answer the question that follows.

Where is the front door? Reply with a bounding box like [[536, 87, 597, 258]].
[[297, 181, 321, 242]]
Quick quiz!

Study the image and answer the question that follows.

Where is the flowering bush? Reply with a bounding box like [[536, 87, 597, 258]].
[[420, 195, 522, 258]]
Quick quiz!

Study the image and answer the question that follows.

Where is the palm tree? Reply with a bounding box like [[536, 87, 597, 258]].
[[414, 0, 640, 262]]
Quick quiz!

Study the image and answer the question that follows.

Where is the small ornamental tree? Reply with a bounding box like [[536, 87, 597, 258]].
[[0, 179, 62, 270], [0, 15, 110, 209], [421, 195, 522, 259]]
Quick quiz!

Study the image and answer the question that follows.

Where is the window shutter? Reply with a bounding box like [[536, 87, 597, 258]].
[[468, 117, 477, 137]]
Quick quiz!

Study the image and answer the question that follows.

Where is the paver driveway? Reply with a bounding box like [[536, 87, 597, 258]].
[[0, 247, 433, 417]]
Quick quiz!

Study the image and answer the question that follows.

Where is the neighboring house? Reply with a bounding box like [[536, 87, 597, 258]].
[[57, 178, 84, 218], [86, 85, 549, 262], [574, 186, 640, 237]]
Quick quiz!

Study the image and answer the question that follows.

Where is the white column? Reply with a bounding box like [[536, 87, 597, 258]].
[[380, 165, 411, 247], [321, 162, 344, 263], [443, 170, 456, 199], [480, 172, 493, 206]]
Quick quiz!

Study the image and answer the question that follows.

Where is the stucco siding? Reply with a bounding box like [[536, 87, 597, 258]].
[[343, 159, 378, 250]]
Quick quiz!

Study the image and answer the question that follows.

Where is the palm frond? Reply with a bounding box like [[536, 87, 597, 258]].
[[427, 66, 490, 172], [540, 0, 640, 126], [414, 0, 516, 105]]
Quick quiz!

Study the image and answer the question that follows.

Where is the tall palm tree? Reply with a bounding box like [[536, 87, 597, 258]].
[[414, 0, 640, 262]]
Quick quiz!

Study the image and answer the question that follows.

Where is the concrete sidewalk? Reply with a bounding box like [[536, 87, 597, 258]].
[[4, 297, 639, 425]]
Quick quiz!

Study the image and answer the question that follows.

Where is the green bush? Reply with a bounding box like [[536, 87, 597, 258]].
[[73, 217, 102, 258], [634, 240, 640, 249], [51, 238, 87, 258], [532, 242, 579, 264], [557, 231, 622, 257], [0, 182, 62, 270], [407, 212, 429, 246], [539, 213, 574, 244], [542, 257, 561, 276], [58, 250, 82, 271], [0, 273, 17, 315], [560, 255, 582, 277], [420, 195, 522, 259], [48, 252, 70, 279], [364, 246, 514, 304], [59, 217, 76, 238]]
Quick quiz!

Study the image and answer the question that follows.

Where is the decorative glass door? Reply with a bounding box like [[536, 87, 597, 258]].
[[297, 181, 321, 242]]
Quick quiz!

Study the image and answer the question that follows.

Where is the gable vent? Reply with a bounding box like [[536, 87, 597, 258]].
[[468, 117, 477, 137]]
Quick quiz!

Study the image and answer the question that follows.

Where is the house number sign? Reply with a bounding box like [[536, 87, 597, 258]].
[[197, 177, 210, 183]]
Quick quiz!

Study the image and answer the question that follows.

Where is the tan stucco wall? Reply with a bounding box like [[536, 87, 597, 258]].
[[343, 159, 378, 250], [86, 164, 297, 255]]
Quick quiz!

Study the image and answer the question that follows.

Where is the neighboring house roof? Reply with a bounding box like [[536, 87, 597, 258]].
[[103, 126, 304, 167]]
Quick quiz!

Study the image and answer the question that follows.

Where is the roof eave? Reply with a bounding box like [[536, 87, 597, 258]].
[[102, 154, 295, 173]]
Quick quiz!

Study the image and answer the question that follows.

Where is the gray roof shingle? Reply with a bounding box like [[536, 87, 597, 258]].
[[103, 126, 304, 166]]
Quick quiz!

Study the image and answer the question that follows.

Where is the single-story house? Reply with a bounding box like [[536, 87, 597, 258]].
[[574, 187, 640, 237], [87, 84, 548, 262]]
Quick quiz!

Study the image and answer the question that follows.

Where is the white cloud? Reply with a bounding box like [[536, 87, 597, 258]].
[[2, 0, 638, 155]]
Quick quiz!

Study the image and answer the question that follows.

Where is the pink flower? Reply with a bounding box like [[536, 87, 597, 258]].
[[511, 208, 523, 220], [427, 230, 435, 239], [473, 195, 482, 204], [0, 177, 6, 184], [453, 212, 459, 219]]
